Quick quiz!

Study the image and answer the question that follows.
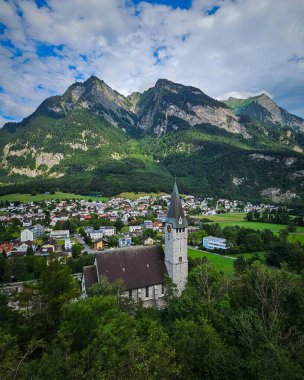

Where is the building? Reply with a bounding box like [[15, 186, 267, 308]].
[[144, 220, 153, 229], [64, 238, 74, 250], [20, 224, 45, 242], [50, 230, 70, 239], [143, 237, 155, 245], [20, 229, 34, 242], [164, 182, 188, 295], [119, 236, 132, 247], [103, 226, 116, 236], [94, 238, 109, 251], [82, 182, 188, 305], [129, 225, 142, 233], [202, 236, 228, 250]]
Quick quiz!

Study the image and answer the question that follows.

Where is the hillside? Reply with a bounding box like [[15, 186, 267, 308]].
[[1, 77, 304, 203], [225, 94, 304, 132]]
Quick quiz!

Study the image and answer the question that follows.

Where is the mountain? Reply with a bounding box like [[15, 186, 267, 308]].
[[1, 77, 304, 203], [225, 94, 304, 132], [134, 79, 250, 138]]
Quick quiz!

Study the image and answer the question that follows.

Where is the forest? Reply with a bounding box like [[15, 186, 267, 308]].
[[1, 255, 304, 379]]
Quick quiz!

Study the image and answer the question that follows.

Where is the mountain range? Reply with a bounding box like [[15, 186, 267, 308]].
[[1, 76, 304, 203]]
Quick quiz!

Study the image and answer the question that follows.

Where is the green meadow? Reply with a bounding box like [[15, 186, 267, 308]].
[[0, 192, 109, 203], [188, 248, 235, 274], [191, 213, 304, 245]]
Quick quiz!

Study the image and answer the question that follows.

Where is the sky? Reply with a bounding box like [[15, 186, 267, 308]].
[[0, 0, 304, 127]]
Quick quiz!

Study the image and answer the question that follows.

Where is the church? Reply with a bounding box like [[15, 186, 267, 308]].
[[81, 182, 188, 306]]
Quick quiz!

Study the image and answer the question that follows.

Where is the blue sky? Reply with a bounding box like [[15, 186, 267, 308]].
[[0, 0, 304, 126]]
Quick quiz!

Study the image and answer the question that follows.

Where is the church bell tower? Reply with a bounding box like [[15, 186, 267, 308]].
[[165, 182, 188, 294]]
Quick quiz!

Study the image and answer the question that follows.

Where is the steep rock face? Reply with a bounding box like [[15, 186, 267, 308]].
[[23, 76, 137, 131], [225, 94, 304, 131], [136, 79, 250, 137]]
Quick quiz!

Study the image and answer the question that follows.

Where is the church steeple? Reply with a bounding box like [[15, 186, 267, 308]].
[[166, 182, 188, 228], [164, 181, 188, 294]]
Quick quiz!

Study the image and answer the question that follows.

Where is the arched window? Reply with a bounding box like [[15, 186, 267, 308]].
[[179, 256, 182, 263]]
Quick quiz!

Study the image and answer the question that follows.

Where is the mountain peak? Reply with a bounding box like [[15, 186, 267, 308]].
[[84, 75, 104, 84], [155, 78, 176, 88]]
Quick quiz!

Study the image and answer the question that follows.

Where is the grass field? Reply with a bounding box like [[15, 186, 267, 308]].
[[118, 192, 166, 200], [230, 251, 266, 260], [188, 248, 235, 274], [0, 192, 109, 203], [191, 213, 304, 245], [198, 213, 247, 222]]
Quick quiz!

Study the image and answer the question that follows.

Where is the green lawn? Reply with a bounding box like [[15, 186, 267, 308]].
[[118, 191, 166, 200], [188, 248, 235, 274], [0, 192, 109, 203], [230, 251, 266, 260], [289, 233, 304, 245], [194, 213, 246, 223], [191, 213, 304, 245]]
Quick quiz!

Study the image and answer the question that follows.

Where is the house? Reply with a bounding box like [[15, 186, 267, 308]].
[[41, 243, 55, 254], [82, 182, 188, 305], [20, 224, 45, 242], [129, 225, 142, 233], [0, 242, 14, 254], [94, 238, 109, 251], [119, 236, 132, 247], [202, 236, 228, 250], [20, 228, 34, 242], [143, 237, 155, 245], [64, 238, 74, 250], [50, 230, 70, 239], [103, 226, 116, 236], [144, 220, 153, 229]]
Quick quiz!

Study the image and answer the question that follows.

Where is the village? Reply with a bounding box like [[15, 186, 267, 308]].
[[0, 193, 278, 260]]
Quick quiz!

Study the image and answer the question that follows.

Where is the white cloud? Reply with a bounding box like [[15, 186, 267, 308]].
[[0, 0, 304, 127]]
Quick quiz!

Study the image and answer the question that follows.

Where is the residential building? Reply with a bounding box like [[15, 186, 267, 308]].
[[94, 238, 109, 251], [202, 236, 228, 250], [119, 236, 132, 247], [20, 224, 45, 242], [50, 230, 70, 239]]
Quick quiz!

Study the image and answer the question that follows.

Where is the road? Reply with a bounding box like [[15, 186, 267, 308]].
[[74, 234, 98, 254]]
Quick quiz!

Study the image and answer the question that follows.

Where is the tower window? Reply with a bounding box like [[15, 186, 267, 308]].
[[179, 256, 182, 263], [145, 286, 149, 298]]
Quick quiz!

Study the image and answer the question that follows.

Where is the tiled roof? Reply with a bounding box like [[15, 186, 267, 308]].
[[83, 265, 98, 290], [94, 245, 167, 290]]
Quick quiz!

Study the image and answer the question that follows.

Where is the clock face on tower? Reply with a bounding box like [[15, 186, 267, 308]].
[[167, 225, 172, 233]]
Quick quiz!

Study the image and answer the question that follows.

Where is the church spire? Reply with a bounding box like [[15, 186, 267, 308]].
[[166, 181, 188, 228]]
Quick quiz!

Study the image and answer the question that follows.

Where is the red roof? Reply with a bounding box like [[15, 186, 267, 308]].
[[0, 243, 14, 252]]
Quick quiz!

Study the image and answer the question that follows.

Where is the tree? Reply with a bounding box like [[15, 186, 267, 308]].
[[142, 228, 157, 239], [71, 244, 82, 258], [114, 219, 124, 232], [171, 318, 228, 379]]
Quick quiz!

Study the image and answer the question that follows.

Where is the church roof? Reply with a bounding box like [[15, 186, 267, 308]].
[[166, 182, 188, 228], [83, 265, 98, 290], [94, 245, 167, 290]]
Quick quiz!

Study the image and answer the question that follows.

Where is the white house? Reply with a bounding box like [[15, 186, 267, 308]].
[[119, 236, 132, 247], [103, 226, 116, 236], [20, 224, 45, 242], [64, 238, 74, 250], [203, 236, 228, 250], [129, 225, 142, 233], [21, 229, 34, 242], [50, 230, 70, 239]]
